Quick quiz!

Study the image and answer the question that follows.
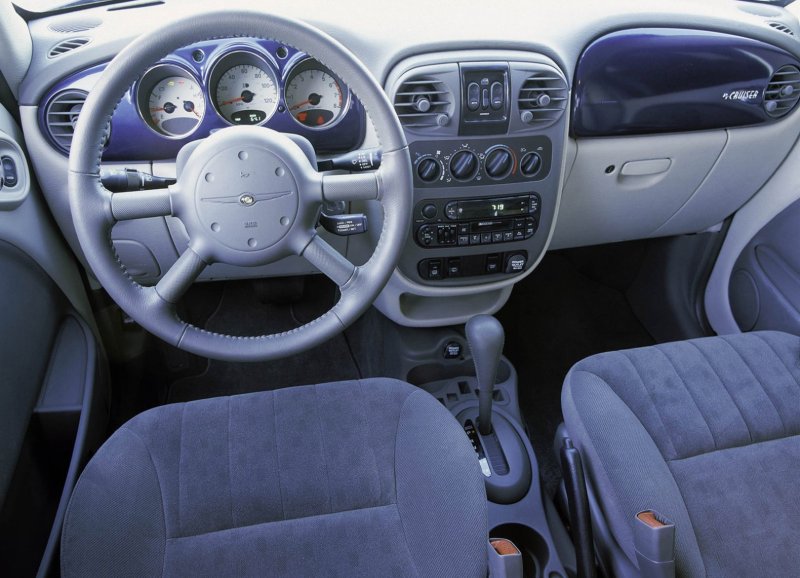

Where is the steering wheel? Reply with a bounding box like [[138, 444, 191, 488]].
[[69, 10, 412, 362]]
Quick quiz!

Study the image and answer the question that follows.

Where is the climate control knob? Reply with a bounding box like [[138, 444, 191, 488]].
[[416, 157, 441, 182], [520, 152, 542, 177], [484, 147, 514, 180], [449, 150, 479, 181]]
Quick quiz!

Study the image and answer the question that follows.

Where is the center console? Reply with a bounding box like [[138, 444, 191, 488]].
[[376, 51, 568, 326]]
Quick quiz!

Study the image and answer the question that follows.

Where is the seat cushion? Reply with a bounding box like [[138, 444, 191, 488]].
[[62, 378, 488, 577], [562, 331, 800, 578]]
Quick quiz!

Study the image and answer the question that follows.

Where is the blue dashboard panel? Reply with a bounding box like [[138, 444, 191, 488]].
[[572, 28, 800, 137], [40, 38, 366, 160]]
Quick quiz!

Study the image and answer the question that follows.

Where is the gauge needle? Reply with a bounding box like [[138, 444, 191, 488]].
[[290, 93, 323, 111], [221, 90, 256, 106], [184, 100, 201, 118], [151, 101, 177, 114]]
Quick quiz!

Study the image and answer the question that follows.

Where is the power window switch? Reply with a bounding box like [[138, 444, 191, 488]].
[[447, 258, 462, 277], [1, 156, 17, 188]]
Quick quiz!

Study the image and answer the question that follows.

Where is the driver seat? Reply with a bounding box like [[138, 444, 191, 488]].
[[61, 378, 488, 577]]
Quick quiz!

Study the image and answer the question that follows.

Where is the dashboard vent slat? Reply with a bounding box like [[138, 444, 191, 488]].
[[769, 22, 796, 36], [764, 65, 800, 118], [48, 37, 90, 58], [393, 74, 454, 132], [44, 90, 88, 154], [518, 70, 568, 127]]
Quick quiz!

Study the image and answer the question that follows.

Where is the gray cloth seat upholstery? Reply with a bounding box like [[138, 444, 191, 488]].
[[562, 331, 800, 578], [61, 378, 488, 577]]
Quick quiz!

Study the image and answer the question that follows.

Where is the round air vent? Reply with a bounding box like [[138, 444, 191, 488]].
[[764, 65, 800, 118], [48, 17, 102, 34], [518, 71, 568, 127], [44, 90, 87, 154], [393, 75, 454, 130], [48, 37, 90, 58]]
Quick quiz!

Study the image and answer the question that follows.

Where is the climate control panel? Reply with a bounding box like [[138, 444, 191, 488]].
[[411, 136, 551, 188]]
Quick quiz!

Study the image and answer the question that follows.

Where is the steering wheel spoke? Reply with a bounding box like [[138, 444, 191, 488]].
[[301, 234, 357, 287], [321, 172, 381, 202], [110, 187, 174, 221], [155, 246, 208, 304]]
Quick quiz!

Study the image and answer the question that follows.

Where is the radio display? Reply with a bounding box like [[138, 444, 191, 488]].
[[457, 196, 530, 220]]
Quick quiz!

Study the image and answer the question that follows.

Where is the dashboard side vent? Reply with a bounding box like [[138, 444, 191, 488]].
[[764, 65, 800, 118], [393, 75, 454, 130], [48, 18, 102, 33], [48, 37, 90, 58], [768, 22, 796, 36], [518, 71, 568, 127], [44, 90, 87, 154]]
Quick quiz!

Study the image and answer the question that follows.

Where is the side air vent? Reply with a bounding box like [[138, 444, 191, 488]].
[[764, 65, 800, 118], [393, 76, 454, 130], [48, 37, 90, 58], [48, 18, 102, 33], [518, 71, 568, 127], [768, 22, 796, 36], [44, 90, 87, 154]]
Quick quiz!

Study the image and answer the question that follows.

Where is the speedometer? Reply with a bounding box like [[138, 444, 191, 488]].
[[215, 63, 279, 125], [285, 61, 346, 129]]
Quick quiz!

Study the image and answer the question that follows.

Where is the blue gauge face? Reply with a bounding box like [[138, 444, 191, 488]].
[[147, 76, 205, 137], [215, 64, 279, 125]]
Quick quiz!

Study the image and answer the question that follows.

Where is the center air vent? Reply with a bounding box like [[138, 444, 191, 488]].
[[764, 65, 800, 118], [44, 90, 87, 154], [393, 75, 454, 131], [48, 37, 90, 58], [518, 71, 568, 127]]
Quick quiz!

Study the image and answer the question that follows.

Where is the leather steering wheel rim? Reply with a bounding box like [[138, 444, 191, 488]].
[[68, 10, 412, 362]]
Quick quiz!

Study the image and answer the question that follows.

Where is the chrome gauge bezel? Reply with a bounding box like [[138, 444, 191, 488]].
[[134, 62, 206, 139], [207, 48, 280, 126], [283, 58, 351, 131]]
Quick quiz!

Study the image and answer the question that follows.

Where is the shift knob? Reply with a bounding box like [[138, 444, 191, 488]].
[[466, 315, 505, 435]]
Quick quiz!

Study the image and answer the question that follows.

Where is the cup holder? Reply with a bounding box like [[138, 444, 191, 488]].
[[490, 524, 552, 578]]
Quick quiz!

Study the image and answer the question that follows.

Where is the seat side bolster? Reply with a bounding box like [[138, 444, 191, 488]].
[[562, 368, 706, 578], [61, 427, 167, 577]]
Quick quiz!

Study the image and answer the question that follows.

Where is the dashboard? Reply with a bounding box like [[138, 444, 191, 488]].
[[12, 0, 800, 328], [41, 39, 365, 160]]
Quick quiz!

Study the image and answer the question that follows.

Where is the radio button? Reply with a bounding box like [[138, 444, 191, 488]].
[[470, 234, 481, 245], [481, 233, 493, 244], [422, 204, 437, 219], [492, 232, 504, 243], [503, 231, 514, 242], [514, 230, 525, 240], [458, 235, 470, 246], [445, 201, 459, 220]]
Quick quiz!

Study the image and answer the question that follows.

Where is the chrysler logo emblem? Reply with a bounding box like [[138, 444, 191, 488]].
[[239, 194, 256, 206]]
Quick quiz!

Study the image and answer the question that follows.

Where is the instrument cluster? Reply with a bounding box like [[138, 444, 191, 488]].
[[42, 38, 365, 161]]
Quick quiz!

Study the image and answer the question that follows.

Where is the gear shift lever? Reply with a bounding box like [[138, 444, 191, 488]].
[[466, 315, 505, 436]]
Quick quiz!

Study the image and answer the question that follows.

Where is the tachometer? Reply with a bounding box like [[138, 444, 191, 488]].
[[215, 63, 279, 125], [137, 65, 205, 138], [285, 61, 346, 129]]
